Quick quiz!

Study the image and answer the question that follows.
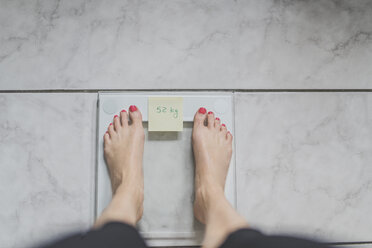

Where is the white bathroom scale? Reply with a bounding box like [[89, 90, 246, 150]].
[[96, 92, 236, 246]]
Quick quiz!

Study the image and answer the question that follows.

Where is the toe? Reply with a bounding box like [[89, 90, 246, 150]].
[[104, 131, 111, 144], [220, 123, 227, 131], [129, 105, 143, 126], [113, 114, 121, 131], [214, 117, 221, 129], [108, 123, 115, 137], [120, 109, 129, 127], [226, 131, 233, 142], [207, 111, 215, 129], [220, 123, 228, 135], [193, 107, 207, 127]]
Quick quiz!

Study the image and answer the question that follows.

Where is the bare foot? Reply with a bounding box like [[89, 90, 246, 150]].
[[192, 107, 233, 223], [192, 107, 247, 248], [95, 105, 144, 227]]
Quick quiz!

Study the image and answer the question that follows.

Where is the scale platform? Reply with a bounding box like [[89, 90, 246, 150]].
[[96, 92, 236, 246]]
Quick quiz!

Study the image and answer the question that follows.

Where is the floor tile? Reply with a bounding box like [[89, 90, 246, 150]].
[[0, 93, 97, 248], [235, 93, 372, 242]]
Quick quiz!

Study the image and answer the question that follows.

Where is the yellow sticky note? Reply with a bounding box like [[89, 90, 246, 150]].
[[148, 97, 183, 132]]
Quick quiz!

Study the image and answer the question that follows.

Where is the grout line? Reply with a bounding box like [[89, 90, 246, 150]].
[[93, 97, 100, 222], [232, 93, 238, 210], [0, 89, 372, 93]]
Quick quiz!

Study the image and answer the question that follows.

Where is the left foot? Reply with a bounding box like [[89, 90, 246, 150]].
[[103, 105, 145, 222]]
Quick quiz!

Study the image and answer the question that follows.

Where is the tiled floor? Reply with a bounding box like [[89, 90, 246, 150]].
[[1, 92, 371, 247], [1, 1, 372, 248]]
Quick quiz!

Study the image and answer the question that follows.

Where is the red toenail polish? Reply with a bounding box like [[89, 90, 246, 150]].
[[208, 111, 213, 115], [215, 117, 220, 121], [121, 109, 126, 113], [222, 124, 226, 127], [129, 105, 137, 112], [198, 107, 206, 114], [109, 123, 113, 126], [114, 115, 118, 118]]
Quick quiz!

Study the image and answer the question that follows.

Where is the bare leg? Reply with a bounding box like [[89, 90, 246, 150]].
[[192, 108, 248, 248], [95, 105, 145, 228]]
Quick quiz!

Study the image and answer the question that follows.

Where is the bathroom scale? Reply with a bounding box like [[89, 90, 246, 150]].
[[96, 92, 236, 246]]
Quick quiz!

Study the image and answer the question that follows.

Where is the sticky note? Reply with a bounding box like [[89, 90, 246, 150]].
[[148, 97, 183, 132]]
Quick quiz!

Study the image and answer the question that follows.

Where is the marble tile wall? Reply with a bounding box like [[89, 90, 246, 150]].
[[0, 0, 371, 90]]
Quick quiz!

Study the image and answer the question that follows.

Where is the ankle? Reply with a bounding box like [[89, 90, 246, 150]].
[[196, 183, 225, 208], [115, 182, 143, 201], [110, 185, 143, 222]]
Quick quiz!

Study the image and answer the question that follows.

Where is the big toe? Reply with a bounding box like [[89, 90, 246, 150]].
[[129, 105, 143, 126], [193, 107, 207, 128]]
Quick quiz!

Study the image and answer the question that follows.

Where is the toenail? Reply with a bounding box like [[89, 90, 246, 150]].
[[114, 115, 118, 118], [198, 107, 206, 114], [222, 124, 226, 127], [121, 109, 127, 113], [109, 123, 113, 126], [215, 117, 220, 121], [129, 105, 137, 112], [208, 111, 213, 115]]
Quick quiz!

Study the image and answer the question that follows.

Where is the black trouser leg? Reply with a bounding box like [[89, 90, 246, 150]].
[[220, 228, 332, 248], [40, 222, 147, 248], [40, 223, 332, 248]]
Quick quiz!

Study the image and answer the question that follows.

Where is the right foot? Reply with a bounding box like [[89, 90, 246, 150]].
[[192, 107, 233, 223], [103, 105, 145, 222]]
